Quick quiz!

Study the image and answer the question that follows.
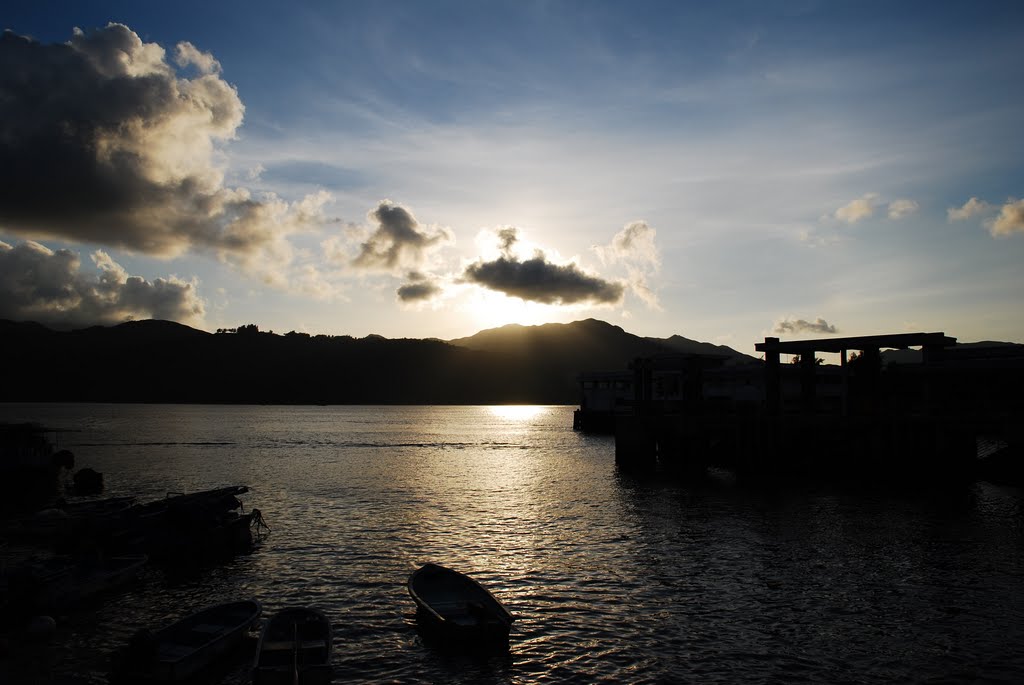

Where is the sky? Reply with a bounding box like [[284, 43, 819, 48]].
[[1, 1, 1022, 354]]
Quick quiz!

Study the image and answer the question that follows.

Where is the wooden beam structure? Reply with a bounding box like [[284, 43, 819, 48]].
[[755, 332, 956, 355], [756, 332, 957, 417]]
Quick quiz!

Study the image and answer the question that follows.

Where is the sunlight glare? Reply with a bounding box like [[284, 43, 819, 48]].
[[489, 405, 547, 421], [466, 290, 557, 329]]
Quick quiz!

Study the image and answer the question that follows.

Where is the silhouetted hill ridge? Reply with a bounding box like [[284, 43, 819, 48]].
[[451, 318, 756, 365], [646, 334, 754, 362], [10, 317, 1013, 404]]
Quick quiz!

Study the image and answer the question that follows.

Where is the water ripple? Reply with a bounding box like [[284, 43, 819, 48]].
[[2, 404, 1024, 684]]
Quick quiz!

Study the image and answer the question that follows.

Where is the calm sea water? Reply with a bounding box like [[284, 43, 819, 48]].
[[3, 403, 1024, 684]]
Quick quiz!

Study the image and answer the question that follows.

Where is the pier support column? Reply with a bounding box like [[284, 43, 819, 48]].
[[615, 415, 657, 472], [764, 337, 781, 416], [800, 352, 818, 415]]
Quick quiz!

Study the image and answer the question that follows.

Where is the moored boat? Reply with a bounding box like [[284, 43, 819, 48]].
[[408, 563, 513, 644], [34, 553, 148, 610], [114, 599, 262, 682], [253, 606, 333, 685]]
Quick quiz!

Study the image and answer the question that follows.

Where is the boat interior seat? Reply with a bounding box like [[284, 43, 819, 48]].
[[191, 623, 225, 634], [159, 643, 196, 659], [448, 615, 479, 626]]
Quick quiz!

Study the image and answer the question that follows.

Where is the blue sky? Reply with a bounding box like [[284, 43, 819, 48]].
[[1, 1, 1022, 352]]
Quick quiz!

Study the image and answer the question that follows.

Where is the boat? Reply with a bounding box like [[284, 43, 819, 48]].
[[253, 606, 333, 685], [33, 553, 148, 610], [407, 563, 513, 643], [3, 496, 137, 543], [101, 486, 260, 566], [114, 599, 262, 682]]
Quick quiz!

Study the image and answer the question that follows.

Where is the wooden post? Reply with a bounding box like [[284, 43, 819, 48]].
[[764, 337, 781, 416], [800, 351, 817, 414], [863, 347, 882, 415], [840, 349, 849, 417]]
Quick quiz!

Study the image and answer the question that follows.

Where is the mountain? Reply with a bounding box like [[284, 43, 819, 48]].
[[881, 340, 1024, 365], [646, 334, 755, 363], [451, 318, 667, 361], [451, 319, 756, 364], [1, 317, 755, 405]]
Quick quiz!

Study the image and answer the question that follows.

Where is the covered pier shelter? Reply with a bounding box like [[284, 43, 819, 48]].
[[755, 332, 957, 417]]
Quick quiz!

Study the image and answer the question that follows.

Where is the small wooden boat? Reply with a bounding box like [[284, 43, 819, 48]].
[[253, 607, 333, 685], [408, 563, 513, 643], [115, 599, 262, 682], [34, 553, 148, 610]]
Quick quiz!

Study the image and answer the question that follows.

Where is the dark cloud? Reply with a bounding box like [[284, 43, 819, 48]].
[[462, 248, 624, 306], [775, 317, 838, 335], [0, 240, 205, 328], [0, 24, 324, 260], [352, 201, 453, 272], [397, 280, 442, 303], [496, 227, 519, 255]]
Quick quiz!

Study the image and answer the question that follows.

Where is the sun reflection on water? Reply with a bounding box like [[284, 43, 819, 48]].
[[488, 405, 549, 421]]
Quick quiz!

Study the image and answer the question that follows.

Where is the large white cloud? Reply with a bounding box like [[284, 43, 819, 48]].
[[0, 240, 205, 328], [0, 24, 328, 265]]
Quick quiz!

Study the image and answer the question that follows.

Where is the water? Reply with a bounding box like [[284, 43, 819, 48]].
[[3, 403, 1024, 683]]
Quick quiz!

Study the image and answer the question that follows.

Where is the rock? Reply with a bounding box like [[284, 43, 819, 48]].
[[72, 468, 104, 495]]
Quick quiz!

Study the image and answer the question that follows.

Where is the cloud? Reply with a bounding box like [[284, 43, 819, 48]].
[[774, 317, 838, 335], [594, 220, 661, 269], [174, 41, 221, 74], [833, 193, 878, 223], [0, 240, 205, 328], [797, 227, 841, 247], [397, 273, 443, 303], [887, 198, 919, 220], [989, 198, 1024, 237], [947, 197, 991, 222], [594, 220, 662, 309], [351, 201, 453, 273], [0, 24, 329, 262], [461, 227, 624, 305]]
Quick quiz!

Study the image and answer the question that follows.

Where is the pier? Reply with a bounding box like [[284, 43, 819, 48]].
[[584, 332, 1024, 481]]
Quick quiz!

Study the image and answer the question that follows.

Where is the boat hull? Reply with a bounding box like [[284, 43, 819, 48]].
[[114, 599, 261, 683], [408, 563, 513, 645]]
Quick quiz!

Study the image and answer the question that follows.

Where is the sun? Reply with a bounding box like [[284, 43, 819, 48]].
[[465, 289, 559, 330]]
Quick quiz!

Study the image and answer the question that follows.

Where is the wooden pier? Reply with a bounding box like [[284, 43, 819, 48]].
[[603, 332, 1024, 481]]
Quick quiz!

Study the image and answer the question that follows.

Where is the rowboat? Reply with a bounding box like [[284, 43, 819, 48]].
[[34, 553, 148, 610], [408, 563, 513, 643], [253, 606, 333, 684], [114, 599, 262, 682]]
